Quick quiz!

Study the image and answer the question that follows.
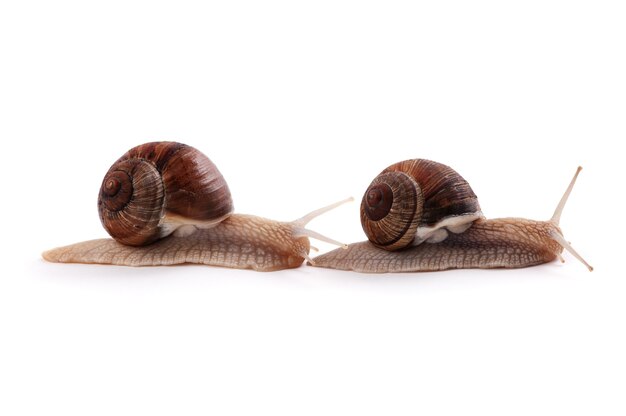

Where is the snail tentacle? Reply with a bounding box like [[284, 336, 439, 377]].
[[43, 142, 347, 271], [312, 162, 592, 273], [291, 197, 353, 248]]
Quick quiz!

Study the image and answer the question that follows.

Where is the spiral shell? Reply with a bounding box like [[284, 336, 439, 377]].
[[360, 159, 483, 250], [98, 142, 233, 246]]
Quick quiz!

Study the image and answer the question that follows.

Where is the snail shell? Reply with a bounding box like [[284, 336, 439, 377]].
[[44, 140, 350, 271], [314, 165, 593, 273], [360, 159, 484, 250], [98, 141, 233, 246]]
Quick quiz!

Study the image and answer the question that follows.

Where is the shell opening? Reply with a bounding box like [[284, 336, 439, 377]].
[[413, 212, 484, 245]]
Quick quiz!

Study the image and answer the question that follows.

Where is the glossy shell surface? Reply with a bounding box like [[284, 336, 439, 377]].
[[98, 142, 233, 246], [361, 159, 483, 250]]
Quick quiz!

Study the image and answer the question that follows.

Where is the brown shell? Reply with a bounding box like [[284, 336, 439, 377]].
[[360, 159, 482, 250], [360, 171, 424, 250], [98, 142, 233, 246]]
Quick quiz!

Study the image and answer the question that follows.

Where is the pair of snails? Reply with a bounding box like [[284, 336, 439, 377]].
[[43, 141, 593, 273]]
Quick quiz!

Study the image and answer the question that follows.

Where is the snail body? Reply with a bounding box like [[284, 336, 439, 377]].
[[43, 142, 348, 272], [312, 160, 593, 273], [44, 214, 311, 271]]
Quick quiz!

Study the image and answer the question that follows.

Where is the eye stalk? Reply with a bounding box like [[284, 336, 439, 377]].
[[43, 141, 351, 271], [312, 162, 592, 273]]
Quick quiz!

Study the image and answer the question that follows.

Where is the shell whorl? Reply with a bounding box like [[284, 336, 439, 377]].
[[97, 142, 233, 246], [360, 159, 483, 251], [360, 171, 424, 250]]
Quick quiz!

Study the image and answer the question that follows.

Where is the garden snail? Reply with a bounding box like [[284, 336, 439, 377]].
[[42, 141, 349, 271], [311, 159, 593, 273]]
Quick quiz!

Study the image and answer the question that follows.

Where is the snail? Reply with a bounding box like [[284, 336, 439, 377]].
[[42, 141, 350, 272], [311, 159, 593, 273]]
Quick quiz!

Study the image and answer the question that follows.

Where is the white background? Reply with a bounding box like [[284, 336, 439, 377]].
[[1, 1, 624, 415]]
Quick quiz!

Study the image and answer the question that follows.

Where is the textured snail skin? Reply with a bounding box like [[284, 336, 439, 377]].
[[43, 214, 310, 272], [43, 140, 351, 272], [311, 219, 563, 273], [317, 162, 592, 273]]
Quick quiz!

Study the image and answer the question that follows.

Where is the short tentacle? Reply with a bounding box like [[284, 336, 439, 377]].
[[549, 230, 593, 271], [547, 166, 592, 271]]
